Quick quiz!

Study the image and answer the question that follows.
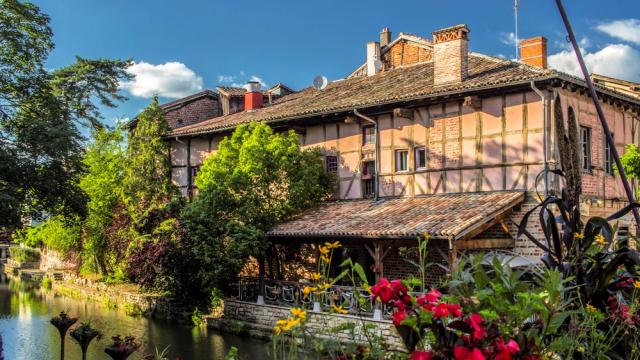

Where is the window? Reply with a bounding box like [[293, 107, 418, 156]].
[[362, 161, 375, 198], [395, 150, 408, 172], [604, 133, 614, 175], [325, 155, 338, 174], [415, 147, 426, 170], [580, 125, 591, 172], [363, 125, 375, 145], [189, 165, 200, 187]]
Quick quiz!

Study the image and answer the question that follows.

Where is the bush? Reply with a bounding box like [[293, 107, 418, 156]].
[[12, 215, 81, 255], [9, 246, 40, 263], [41, 277, 52, 290]]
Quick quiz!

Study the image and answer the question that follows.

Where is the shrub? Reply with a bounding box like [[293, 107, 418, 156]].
[[9, 246, 40, 263], [12, 215, 81, 254], [41, 277, 52, 290]]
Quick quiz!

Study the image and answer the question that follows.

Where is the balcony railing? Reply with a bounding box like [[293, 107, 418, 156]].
[[232, 278, 398, 318]]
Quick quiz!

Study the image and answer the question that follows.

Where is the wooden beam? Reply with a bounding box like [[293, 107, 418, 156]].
[[456, 238, 515, 250]]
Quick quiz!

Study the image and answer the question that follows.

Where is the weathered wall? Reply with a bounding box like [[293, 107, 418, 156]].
[[165, 96, 219, 129], [209, 299, 404, 349]]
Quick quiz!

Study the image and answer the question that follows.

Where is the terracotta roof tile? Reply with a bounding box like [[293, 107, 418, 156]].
[[169, 55, 553, 137], [268, 191, 525, 240]]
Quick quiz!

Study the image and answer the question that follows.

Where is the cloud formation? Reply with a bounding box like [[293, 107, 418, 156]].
[[120, 61, 204, 98], [548, 43, 640, 82], [596, 19, 640, 45]]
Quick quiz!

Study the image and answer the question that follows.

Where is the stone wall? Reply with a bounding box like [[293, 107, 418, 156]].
[[208, 299, 405, 350]]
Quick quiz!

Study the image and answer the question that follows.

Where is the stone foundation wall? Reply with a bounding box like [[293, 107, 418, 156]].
[[209, 299, 405, 350]]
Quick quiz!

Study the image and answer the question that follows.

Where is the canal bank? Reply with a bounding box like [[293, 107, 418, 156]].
[[0, 273, 269, 359]]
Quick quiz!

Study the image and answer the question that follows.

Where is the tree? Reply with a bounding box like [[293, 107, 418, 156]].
[[620, 144, 640, 197], [183, 122, 334, 293], [122, 97, 176, 224], [79, 127, 126, 273], [0, 0, 131, 229]]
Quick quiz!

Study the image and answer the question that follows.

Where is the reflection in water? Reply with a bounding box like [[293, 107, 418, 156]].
[[0, 276, 268, 359]]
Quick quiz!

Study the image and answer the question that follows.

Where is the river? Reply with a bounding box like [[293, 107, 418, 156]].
[[0, 274, 269, 360]]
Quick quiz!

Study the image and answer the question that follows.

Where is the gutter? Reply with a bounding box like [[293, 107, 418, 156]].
[[530, 81, 550, 197], [353, 108, 379, 201]]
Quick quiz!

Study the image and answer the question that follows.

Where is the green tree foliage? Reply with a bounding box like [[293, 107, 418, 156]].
[[79, 127, 126, 273], [0, 0, 131, 228], [183, 122, 334, 293], [122, 97, 176, 224], [620, 144, 640, 196], [12, 214, 81, 255]]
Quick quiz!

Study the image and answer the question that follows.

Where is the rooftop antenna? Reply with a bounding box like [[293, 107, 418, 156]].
[[514, 0, 519, 61], [312, 75, 328, 90]]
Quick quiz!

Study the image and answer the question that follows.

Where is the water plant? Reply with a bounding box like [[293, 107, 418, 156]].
[[50, 311, 78, 360], [70, 322, 101, 360], [104, 335, 140, 360]]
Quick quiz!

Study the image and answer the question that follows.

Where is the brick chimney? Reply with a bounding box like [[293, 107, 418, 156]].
[[432, 24, 470, 85], [380, 27, 391, 47], [366, 41, 381, 76], [244, 81, 263, 111], [519, 36, 547, 69]]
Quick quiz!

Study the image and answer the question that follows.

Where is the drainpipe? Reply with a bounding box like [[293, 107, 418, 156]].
[[531, 81, 550, 198], [353, 109, 379, 201]]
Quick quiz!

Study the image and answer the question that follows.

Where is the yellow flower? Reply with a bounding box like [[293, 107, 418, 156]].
[[574, 232, 585, 240], [586, 304, 598, 313], [291, 308, 306, 320], [325, 241, 342, 249], [634, 280, 640, 289], [321, 255, 330, 263], [310, 272, 322, 281], [316, 283, 331, 291], [319, 246, 330, 255], [273, 319, 288, 334], [594, 234, 606, 245], [302, 286, 316, 297], [283, 318, 300, 331], [332, 305, 348, 314], [423, 232, 431, 240]]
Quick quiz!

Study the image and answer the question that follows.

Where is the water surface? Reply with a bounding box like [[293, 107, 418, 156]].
[[0, 274, 269, 359]]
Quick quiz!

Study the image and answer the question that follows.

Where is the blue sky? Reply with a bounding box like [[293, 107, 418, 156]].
[[34, 0, 640, 128]]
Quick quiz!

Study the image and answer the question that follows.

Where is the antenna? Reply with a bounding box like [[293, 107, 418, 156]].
[[312, 75, 328, 90], [514, 0, 519, 61]]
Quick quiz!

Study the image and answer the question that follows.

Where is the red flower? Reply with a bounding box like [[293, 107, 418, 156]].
[[466, 313, 486, 341], [371, 278, 394, 303], [391, 279, 408, 297], [424, 288, 442, 303], [392, 310, 407, 326], [454, 346, 485, 360], [494, 338, 520, 360], [411, 351, 434, 360], [447, 303, 462, 318], [433, 302, 450, 318]]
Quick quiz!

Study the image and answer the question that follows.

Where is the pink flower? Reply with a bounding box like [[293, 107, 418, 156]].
[[391, 279, 408, 297], [454, 346, 486, 360], [424, 288, 442, 303], [433, 302, 450, 318], [392, 310, 407, 326], [494, 338, 521, 360], [411, 351, 434, 360], [447, 303, 462, 318]]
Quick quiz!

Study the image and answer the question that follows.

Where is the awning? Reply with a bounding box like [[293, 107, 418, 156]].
[[268, 191, 525, 241]]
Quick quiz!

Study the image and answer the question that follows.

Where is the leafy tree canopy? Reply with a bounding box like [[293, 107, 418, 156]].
[[183, 122, 334, 292], [0, 0, 131, 229]]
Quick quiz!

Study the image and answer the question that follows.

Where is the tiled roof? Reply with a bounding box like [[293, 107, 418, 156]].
[[169, 55, 553, 137], [267, 191, 525, 240], [216, 86, 247, 97], [159, 89, 217, 110]]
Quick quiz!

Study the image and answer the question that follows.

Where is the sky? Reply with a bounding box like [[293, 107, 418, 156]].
[[33, 0, 640, 128]]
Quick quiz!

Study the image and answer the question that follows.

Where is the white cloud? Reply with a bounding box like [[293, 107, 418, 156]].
[[596, 19, 640, 45], [249, 75, 267, 87], [120, 61, 204, 99], [499, 32, 517, 46], [548, 43, 640, 82], [218, 75, 235, 83], [217, 72, 268, 89]]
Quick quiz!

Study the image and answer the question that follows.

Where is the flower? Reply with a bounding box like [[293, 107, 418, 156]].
[[392, 310, 407, 326], [332, 305, 348, 314], [316, 283, 331, 292], [319, 246, 330, 255], [466, 313, 486, 341], [302, 286, 316, 297], [635, 280, 640, 289], [424, 288, 442, 303], [586, 304, 598, 313], [370, 278, 394, 303], [310, 272, 322, 281], [574, 232, 585, 240], [325, 241, 341, 249], [321, 255, 330, 263], [454, 346, 486, 360], [290, 308, 306, 320], [594, 233, 606, 245], [447, 303, 463, 318], [411, 351, 434, 360], [494, 338, 520, 360], [433, 302, 450, 318], [390, 279, 408, 298]]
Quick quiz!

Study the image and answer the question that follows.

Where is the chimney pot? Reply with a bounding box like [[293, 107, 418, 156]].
[[244, 81, 263, 111], [432, 24, 470, 85], [519, 36, 547, 69], [366, 41, 381, 76], [380, 27, 391, 47]]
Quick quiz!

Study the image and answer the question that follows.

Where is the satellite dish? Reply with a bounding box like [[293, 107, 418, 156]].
[[312, 75, 328, 90]]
